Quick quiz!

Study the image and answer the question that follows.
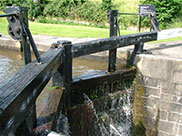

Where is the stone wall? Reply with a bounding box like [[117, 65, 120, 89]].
[[133, 54, 182, 136]]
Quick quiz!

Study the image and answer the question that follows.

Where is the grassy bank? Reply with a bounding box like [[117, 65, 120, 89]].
[[0, 16, 135, 38], [0, 12, 182, 42]]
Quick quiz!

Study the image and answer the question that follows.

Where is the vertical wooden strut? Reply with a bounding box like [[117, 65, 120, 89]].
[[108, 10, 118, 72], [51, 40, 72, 132], [19, 7, 32, 64], [63, 41, 72, 108]]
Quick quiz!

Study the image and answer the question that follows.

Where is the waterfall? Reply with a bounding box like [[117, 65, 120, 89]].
[[83, 86, 133, 136]]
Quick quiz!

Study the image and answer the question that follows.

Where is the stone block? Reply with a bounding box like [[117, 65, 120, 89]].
[[160, 101, 182, 113], [146, 87, 160, 97], [135, 85, 160, 98], [174, 61, 182, 71], [145, 128, 157, 136], [143, 76, 159, 88], [157, 58, 174, 81], [160, 81, 175, 91], [176, 84, 182, 91], [147, 97, 160, 108], [175, 84, 182, 96], [179, 125, 182, 135], [159, 110, 168, 121], [145, 106, 158, 118], [162, 88, 182, 96], [173, 70, 182, 84], [143, 116, 158, 129], [168, 112, 181, 123], [158, 131, 174, 136], [136, 55, 174, 81], [161, 93, 177, 103], [158, 120, 175, 133]]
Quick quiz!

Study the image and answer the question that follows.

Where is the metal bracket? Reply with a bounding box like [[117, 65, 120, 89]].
[[6, 6, 22, 40], [5, 6, 42, 64], [51, 40, 71, 49]]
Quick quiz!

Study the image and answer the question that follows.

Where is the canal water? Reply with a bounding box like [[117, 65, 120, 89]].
[[0, 48, 109, 82]]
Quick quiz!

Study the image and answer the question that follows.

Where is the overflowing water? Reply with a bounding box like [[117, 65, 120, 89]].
[[83, 86, 133, 136], [55, 112, 71, 136]]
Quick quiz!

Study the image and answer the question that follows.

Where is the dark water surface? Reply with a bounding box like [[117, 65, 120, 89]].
[[0, 48, 24, 82], [0, 49, 110, 82]]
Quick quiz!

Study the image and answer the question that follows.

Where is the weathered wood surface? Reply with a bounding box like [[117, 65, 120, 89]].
[[72, 32, 157, 58], [0, 47, 64, 135], [108, 10, 118, 72], [70, 68, 136, 105]]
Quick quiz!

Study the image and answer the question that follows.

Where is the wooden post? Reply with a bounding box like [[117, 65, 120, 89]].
[[108, 10, 118, 72], [51, 40, 72, 132], [63, 41, 72, 108], [138, 15, 141, 32], [130, 42, 144, 65], [19, 7, 31, 65], [15, 105, 36, 136]]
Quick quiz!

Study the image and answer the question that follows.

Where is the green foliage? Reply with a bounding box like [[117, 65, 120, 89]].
[[101, 0, 113, 10], [43, 0, 114, 25], [90, 89, 105, 99], [0, 0, 49, 20], [51, 85, 59, 90], [140, 0, 182, 28]]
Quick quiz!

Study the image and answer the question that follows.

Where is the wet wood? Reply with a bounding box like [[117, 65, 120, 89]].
[[51, 43, 72, 131], [67, 100, 96, 136], [72, 32, 157, 58], [108, 10, 118, 72], [70, 68, 136, 105], [0, 47, 64, 135]]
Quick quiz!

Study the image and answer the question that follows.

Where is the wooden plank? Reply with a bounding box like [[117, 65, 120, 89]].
[[72, 31, 157, 58], [70, 68, 136, 105], [72, 68, 136, 91], [20, 8, 31, 64], [0, 47, 64, 135]]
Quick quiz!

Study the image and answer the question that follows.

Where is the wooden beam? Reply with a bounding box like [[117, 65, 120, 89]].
[[70, 68, 136, 105], [108, 10, 118, 72], [72, 31, 157, 58], [0, 47, 64, 135]]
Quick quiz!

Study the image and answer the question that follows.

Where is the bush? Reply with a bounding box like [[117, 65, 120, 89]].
[[44, 0, 114, 26], [1, 0, 114, 26], [0, 0, 49, 20]]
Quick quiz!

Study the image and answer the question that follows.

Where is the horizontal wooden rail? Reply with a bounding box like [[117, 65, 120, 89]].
[[0, 47, 64, 135], [72, 31, 157, 58]]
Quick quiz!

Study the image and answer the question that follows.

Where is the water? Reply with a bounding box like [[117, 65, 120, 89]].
[[83, 87, 133, 136], [0, 48, 24, 82], [0, 49, 110, 82]]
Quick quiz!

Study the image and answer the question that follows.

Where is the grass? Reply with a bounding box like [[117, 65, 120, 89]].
[[0, 10, 182, 42], [0, 16, 135, 38]]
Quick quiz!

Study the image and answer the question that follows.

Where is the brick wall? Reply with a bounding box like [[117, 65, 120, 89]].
[[133, 54, 182, 136]]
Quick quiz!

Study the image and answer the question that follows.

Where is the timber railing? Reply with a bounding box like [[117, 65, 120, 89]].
[[0, 7, 158, 136]]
